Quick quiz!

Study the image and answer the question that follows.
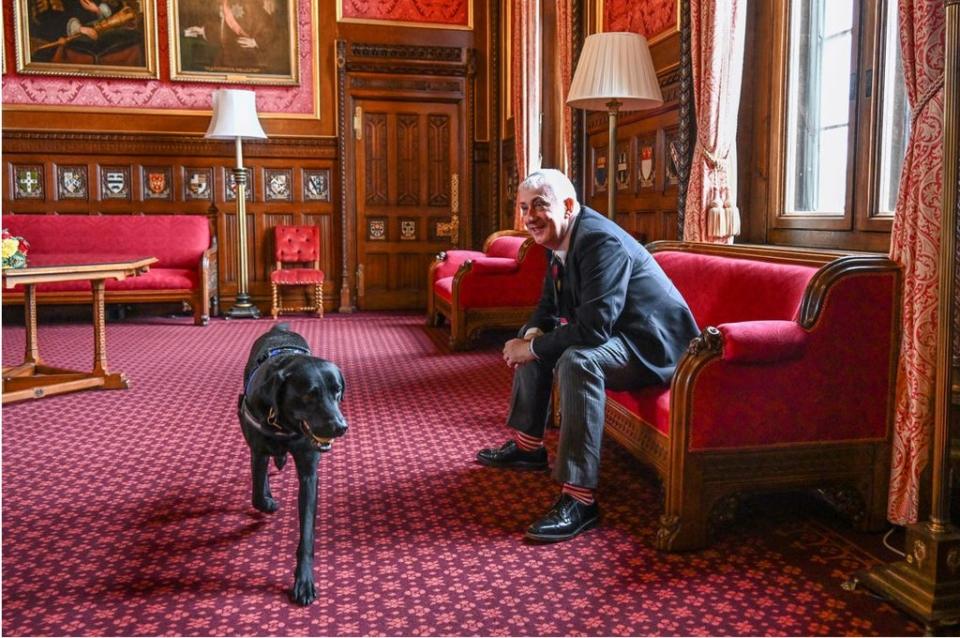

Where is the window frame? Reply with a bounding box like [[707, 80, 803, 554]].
[[750, 0, 899, 250]]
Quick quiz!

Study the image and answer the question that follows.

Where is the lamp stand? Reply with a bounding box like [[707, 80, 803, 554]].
[[851, 2, 960, 632], [225, 137, 260, 319], [606, 99, 621, 220]]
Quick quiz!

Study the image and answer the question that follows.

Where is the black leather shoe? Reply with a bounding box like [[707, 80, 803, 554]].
[[525, 494, 600, 542], [476, 440, 548, 470]]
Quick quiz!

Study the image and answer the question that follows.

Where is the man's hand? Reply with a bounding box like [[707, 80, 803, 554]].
[[503, 337, 535, 368]]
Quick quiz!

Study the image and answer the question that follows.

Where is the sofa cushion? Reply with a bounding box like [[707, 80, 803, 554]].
[[607, 387, 671, 436], [654, 251, 818, 328], [271, 268, 325, 285], [3, 215, 210, 270], [434, 271, 541, 308]]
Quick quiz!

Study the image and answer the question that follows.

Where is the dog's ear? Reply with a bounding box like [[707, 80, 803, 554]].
[[336, 367, 345, 401], [252, 361, 292, 418]]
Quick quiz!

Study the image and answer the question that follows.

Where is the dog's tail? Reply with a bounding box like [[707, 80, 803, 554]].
[[273, 454, 287, 470]]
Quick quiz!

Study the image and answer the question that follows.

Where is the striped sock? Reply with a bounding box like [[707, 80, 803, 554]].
[[514, 432, 544, 451], [562, 483, 595, 505]]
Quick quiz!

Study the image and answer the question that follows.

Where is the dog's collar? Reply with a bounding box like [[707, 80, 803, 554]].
[[238, 395, 300, 442], [237, 395, 335, 450], [256, 345, 311, 366], [244, 345, 311, 396]]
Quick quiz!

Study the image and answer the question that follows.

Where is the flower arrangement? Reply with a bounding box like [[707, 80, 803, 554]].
[[2, 229, 30, 269]]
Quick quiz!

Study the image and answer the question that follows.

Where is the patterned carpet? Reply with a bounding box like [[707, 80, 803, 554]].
[[1, 312, 920, 636]]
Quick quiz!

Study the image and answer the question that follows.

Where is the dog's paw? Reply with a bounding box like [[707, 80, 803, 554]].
[[252, 496, 279, 513], [289, 579, 317, 606]]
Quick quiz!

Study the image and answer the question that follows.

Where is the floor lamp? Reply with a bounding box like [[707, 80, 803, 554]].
[[854, 0, 960, 631], [205, 89, 267, 319], [566, 32, 663, 220]]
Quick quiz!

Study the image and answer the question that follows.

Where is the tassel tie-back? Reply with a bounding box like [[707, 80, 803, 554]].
[[910, 77, 943, 126], [702, 147, 740, 240]]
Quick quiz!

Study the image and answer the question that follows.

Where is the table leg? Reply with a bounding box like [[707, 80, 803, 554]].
[[92, 280, 108, 375], [24, 284, 41, 365]]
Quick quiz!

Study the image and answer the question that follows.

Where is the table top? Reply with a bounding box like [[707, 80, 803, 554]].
[[2, 257, 157, 288]]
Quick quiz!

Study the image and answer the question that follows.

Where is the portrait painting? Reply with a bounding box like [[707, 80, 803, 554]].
[[13, 0, 159, 79], [168, 0, 299, 85]]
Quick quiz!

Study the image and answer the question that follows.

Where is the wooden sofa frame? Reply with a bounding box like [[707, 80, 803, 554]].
[[427, 230, 539, 350], [599, 241, 903, 551]]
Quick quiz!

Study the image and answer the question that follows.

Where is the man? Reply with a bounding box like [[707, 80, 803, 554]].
[[476, 169, 699, 543]]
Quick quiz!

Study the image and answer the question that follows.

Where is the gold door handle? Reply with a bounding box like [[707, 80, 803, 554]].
[[354, 106, 363, 140], [357, 264, 364, 297]]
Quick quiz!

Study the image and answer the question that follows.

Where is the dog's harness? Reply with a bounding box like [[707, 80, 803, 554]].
[[244, 345, 311, 396]]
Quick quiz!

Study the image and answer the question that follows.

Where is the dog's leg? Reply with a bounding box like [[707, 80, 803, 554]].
[[251, 451, 279, 513], [289, 447, 320, 606]]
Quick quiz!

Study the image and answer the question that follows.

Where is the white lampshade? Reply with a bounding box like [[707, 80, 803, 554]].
[[204, 89, 267, 139], [567, 32, 663, 112]]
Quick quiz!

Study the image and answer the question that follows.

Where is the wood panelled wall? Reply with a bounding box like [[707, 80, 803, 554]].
[[1, 0, 684, 312], [2, 133, 338, 310]]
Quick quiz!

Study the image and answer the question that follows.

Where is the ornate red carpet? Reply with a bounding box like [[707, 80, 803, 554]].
[[2, 313, 920, 636]]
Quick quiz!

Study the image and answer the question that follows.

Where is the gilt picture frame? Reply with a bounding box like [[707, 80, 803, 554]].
[[13, 0, 159, 79], [168, 0, 299, 85]]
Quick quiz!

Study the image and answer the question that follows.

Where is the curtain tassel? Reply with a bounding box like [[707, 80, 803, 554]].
[[707, 196, 726, 238], [723, 195, 741, 237]]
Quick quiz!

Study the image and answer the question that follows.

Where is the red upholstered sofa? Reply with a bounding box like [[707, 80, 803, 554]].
[[597, 241, 902, 551], [427, 230, 548, 350], [2, 214, 216, 326]]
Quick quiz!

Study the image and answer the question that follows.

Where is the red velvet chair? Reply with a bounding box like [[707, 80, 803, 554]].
[[587, 242, 902, 551], [270, 225, 324, 320], [427, 230, 548, 350]]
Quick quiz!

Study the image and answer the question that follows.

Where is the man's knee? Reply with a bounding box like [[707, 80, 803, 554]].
[[556, 348, 598, 383]]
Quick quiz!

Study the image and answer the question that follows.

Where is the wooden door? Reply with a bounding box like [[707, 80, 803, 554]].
[[354, 99, 462, 310]]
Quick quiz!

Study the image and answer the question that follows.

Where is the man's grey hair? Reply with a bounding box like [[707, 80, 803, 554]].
[[519, 169, 579, 207]]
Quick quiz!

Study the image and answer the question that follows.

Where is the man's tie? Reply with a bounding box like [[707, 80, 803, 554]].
[[551, 256, 564, 297]]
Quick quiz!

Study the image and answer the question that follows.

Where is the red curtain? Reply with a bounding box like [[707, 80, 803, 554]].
[[683, 0, 747, 243], [887, 0, 945, 524], [512, 0, 540, 229], [556, 0, 574, 177]]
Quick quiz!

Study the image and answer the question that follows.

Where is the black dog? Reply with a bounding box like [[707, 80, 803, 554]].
[[239, 323, 348, 606]]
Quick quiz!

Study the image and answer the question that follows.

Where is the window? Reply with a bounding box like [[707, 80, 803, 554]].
[[748, 0, 910, 250]]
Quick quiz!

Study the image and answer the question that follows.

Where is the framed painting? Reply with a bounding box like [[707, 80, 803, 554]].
[[13, 0, 159, 79], [168, 0, 299, 85]]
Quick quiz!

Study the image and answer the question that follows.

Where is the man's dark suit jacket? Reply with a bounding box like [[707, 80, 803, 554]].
[[528, 206, 699, 384]]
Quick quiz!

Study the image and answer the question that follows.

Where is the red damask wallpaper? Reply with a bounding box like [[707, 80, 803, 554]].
[[340, 0, 470, 28], [604, 0, 677, 43]]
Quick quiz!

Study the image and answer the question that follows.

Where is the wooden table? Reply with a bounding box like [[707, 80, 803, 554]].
[[2, 257, 157, 404]]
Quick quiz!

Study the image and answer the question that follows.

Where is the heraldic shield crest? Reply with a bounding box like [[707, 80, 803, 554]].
[[639, 144, 655, 189], [100, 166, 131, 199], [594, 154, 607, 191], [14, 166, 43, 199], [58, 167, 88, 199], [186, 170, 212, 200]]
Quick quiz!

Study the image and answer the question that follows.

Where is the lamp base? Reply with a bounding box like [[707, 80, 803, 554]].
[[853, 522, 960, 634], [225, 293, 261, 320]]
